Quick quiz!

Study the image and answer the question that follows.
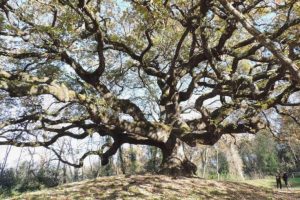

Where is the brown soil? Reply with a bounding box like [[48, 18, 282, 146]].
[[8, 175, 300, 200]]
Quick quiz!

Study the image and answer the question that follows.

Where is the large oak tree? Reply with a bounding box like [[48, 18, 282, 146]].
[[0, 0, 299, 176]]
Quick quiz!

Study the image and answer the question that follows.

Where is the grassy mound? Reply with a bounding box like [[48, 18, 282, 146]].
[[6, 175, 300, 200]]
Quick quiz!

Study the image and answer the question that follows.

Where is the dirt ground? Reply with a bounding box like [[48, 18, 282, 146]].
[[8, 175, 300, 200]]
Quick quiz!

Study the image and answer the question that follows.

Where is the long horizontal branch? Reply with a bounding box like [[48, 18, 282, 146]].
[[0, 69, 82, 102], [0, 130, 89, 147], [49, 147, 102, 168]]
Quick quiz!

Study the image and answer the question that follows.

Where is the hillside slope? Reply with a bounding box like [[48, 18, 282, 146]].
[[8, 175, 300, 200]]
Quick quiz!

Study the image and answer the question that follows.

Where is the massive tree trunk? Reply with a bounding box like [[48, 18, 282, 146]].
[[1, 0, 299, 180], [159, 136, 197, 176]]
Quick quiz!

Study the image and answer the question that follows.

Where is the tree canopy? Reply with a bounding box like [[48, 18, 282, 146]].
[[0, 0, 299, 176]]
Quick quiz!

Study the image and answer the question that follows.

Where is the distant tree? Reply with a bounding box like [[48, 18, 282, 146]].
[[279, 105, 300, 170], [0, 160, 61, 196], [217, 152, 229, 176], [0, 146, 12, 177], [128, 145, 138, 174], [239, 139, 258, 177], [145, 146, 162, 173], [240, 131, 279, 177], [100, 137, 115, 176], [0, 0, 299, 176], [255, 133, 279, 175], [220, 136, 245, 179], [117, 146, 127, 175], [0, 168, 16, 190], [35, 167, 60, 188]]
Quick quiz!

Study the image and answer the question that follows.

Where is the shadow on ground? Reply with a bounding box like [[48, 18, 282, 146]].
[[8, 175, 300, 200]]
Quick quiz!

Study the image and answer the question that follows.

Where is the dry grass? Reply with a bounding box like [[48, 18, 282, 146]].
[[243, 177, 300, 190], [6, 175, 300, 200]]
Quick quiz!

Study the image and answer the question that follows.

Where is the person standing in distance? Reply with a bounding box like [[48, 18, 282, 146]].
[[282, 172, 289, 189], [276, 172, 282, 189]]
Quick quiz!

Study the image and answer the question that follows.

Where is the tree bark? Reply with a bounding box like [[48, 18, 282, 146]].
[[118, 146, 126, 174], [202, 148, 209, 178], [224, 140, 244, 180], [216, 148, 220, 181], [63, 164, 67, 184], [159, 137, 197, 176]]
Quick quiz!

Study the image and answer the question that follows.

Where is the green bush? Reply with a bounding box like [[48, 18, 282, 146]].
[[0, 168, 16, 189], [0, 163, 60, 197]]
